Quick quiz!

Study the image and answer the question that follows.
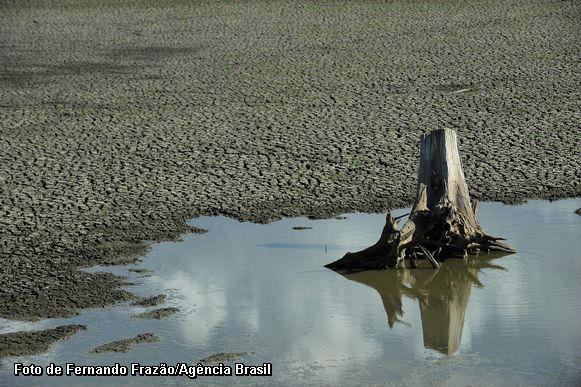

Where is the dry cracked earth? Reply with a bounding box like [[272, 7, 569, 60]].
[[0, 0, 580, 353]]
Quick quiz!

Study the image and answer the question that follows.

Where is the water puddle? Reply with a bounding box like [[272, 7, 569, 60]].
[[1, 199, 580, 385]]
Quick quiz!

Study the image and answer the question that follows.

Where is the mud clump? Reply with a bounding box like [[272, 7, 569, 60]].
[[199, 352, 249, 364], [128, 268, 152, 274], [132, 307, 179, 319], [129, 267, 153, 278], [0, 325, 87, 358], [132, 294, 167, 307], [91, 333, 159, 354]]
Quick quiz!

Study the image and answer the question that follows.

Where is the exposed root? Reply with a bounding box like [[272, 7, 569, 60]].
[[326, 129, 515, 270]]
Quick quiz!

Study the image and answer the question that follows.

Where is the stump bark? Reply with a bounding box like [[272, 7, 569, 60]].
[[325, 128, 515, 270]]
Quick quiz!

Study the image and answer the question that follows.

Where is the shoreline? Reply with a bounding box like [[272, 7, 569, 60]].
[[1, 0, 580, 330], [2, 198, 579, 374], [2, 195, 578, 324]]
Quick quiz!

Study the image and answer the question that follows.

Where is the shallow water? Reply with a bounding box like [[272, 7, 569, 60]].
[[1, 199, 580, 386]]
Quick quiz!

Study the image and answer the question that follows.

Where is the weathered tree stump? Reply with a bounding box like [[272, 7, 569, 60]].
[[325, 128, 515, 271]]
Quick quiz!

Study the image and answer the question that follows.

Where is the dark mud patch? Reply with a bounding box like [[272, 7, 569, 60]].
[[132, 307, 178, 319], [108, 46, 197, 62], [575, 208, 581, 215], [132, 294, 167, 307], [0, 325, 87, 358], [49, 61, 137, 76], [199, 352, 249, 364], [91, 333, 159, 354]]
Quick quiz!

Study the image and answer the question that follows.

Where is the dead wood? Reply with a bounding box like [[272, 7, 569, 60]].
[[325, 128, 515, 270]]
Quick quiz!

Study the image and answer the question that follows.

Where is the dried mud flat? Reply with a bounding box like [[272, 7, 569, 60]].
[[0, 325, 87, 358], [0, 0, 580, 354]]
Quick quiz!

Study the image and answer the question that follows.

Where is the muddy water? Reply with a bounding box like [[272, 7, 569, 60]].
[[1, 199, 580, 386]]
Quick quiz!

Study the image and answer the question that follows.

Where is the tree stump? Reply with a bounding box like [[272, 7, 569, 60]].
[[325, 128, 515, 271]]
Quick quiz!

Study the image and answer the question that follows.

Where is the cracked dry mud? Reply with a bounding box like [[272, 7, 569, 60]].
[[132, 307, 179, 319], [91, 333, 159, 354], [0, 325, 87, 358], [0, 0, 579, 335], [131, 294, 166, 307]]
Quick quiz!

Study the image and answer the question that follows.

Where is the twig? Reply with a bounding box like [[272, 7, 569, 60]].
[[418, 245, 440, 269], [394, 212, 410, 221]]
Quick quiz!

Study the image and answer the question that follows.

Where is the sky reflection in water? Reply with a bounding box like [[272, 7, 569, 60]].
[[1, 199, 580, 386]]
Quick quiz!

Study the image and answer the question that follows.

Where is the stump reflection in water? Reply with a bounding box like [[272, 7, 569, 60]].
[[341, 255, 507, 355]]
